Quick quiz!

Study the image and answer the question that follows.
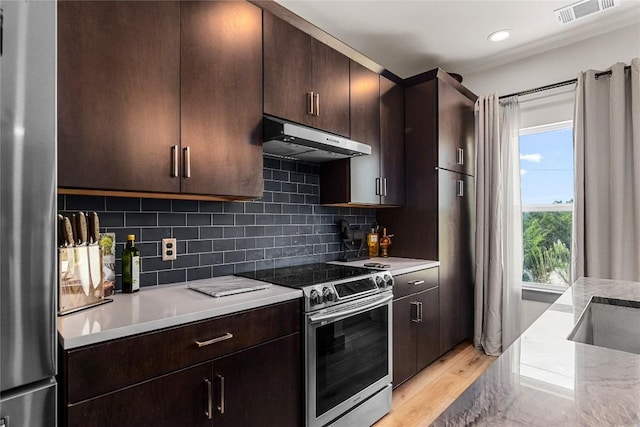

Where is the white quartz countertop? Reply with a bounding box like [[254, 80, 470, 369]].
[[433, 277, 640, 426], [58, 276, 302, 350], [329, 257, 439, 276]]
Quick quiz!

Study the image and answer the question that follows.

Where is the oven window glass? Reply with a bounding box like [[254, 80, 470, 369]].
[[315, 305, 389, 417]]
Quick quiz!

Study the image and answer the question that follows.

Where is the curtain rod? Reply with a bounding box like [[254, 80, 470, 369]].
[[499, 65, 631, 100]]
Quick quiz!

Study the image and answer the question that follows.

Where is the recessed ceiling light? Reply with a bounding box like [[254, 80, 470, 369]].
[[488, 29, 511, 42]]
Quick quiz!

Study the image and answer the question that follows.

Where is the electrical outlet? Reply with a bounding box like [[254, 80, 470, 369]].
[[162, 238, 177, 261]]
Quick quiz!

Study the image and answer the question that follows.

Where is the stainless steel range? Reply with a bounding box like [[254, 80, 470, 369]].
[[237, 263, 393, 427]]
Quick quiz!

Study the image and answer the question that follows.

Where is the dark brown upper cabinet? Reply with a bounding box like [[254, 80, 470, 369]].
[[320, 68, 404, 207], [379, 76, 405, 206], [58, 1, 181, 194], [58, 1, 263, 200], [435, 79, 476, 176], [180, 1, 263, 198], [263, 12, 350, 138]]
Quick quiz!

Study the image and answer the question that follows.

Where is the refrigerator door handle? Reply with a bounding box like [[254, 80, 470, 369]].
[[457, 180, 464, 197], [1, 8, 4, 57]]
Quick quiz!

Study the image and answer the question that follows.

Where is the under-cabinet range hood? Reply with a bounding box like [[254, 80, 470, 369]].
[[263, 115, 371, 162]]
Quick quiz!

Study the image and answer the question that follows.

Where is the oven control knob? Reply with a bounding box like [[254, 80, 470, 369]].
[[375, 275, 385, 288], [383, 273, 394, 288], [309, 289, 323, 306], [322, 287, 336, 302]]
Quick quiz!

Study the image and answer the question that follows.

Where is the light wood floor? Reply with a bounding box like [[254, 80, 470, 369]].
[[374, 341, 496, 427]]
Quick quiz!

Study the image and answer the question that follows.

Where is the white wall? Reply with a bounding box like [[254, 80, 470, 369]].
[[463, 23, 640, 128]]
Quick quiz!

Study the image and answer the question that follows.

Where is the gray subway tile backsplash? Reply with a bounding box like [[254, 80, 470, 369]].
[[59, 157, 375, 290]]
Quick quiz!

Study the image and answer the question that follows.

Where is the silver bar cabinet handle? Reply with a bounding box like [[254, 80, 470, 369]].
[[307, 92, 314, 115], [408, 280, 425, 286], [314, 93, 320, 116], [204, 378, 213, 419], [217, 374, 225, 414], [183, 146, 191, 178], [195, 332, 233, 348], [171, 145, 179, 177], [410, 301, 420, 323], [383, 178, 388, 196], [419, 301, 423, 322], [457, 180, 464, 197], [457, 147, 464, 165], [375, 178, 381, 195]]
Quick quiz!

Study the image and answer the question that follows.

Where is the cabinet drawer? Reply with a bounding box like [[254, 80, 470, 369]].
[[64, 299, 301, 404], [393, 267, 438, 299]]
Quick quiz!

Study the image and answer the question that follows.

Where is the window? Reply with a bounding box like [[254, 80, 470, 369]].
[[519, 121, 573, 290]]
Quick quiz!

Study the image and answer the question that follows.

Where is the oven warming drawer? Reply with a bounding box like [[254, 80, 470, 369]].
[[327, 384, 391, 427]]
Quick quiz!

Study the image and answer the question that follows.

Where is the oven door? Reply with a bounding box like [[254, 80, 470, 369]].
[[306, 291, 393, 427]]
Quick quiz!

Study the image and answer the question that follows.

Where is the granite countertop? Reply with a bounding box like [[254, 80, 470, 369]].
[[58, 275, 302, 350], [432, 277, 640, 426], [330, 257, 439, 276]]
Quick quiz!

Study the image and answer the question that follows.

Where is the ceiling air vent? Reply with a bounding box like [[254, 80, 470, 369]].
[[554, 0, 619, 24]]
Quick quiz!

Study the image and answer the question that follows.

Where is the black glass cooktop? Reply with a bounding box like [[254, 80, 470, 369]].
[[235, 263, 374, 289]]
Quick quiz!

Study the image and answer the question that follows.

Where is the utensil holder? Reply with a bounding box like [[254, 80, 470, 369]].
[[58, 245, 106, 315]]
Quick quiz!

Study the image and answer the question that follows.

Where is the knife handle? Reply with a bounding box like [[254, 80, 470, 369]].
[[70, 214, 78, 246], [76, 212, 87, 246], [63, 217, 75, 247], [89, 212, 100, 244], [57, 214, 65, 247]]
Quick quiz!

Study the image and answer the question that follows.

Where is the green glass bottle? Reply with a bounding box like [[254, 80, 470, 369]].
[[122, 234, 141, 293]]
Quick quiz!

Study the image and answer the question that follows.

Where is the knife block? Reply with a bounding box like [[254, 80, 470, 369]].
[[58, 245, 107, 315]]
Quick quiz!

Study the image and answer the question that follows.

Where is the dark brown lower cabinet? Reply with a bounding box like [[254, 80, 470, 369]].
[[393, 296, 418, 386], [210, 333, 301, 427], [415, 287, 441, 371], [67, 362, 212, 427], [67, 334, 299, 427], [393, 268, 440, 388], [60, 301, 302, 427]]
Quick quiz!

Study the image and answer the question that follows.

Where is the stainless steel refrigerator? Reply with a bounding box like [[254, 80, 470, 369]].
[[0, 1, 57, 426]]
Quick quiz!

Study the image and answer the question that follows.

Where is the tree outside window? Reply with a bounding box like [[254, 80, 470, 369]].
[[520, 123, 573, 288]]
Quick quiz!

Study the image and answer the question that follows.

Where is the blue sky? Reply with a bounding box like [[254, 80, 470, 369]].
[[519, 128, 574, 205]]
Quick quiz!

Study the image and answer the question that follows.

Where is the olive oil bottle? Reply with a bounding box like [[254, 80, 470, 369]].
[[367, 228, 379, 257], [122, 234, 141, 293]]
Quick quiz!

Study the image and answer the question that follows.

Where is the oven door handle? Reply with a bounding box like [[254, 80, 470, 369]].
[[308, 294, 393, 324]]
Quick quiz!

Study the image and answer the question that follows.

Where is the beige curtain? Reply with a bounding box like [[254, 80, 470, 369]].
[[572, 58, 640, 282], [474, 95, 523, 356]]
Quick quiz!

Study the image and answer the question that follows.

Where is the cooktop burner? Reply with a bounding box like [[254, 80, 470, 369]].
[[235, 262, 374, 289]]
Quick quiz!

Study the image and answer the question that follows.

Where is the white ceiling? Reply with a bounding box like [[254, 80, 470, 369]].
[[275, 0, 640, 79]]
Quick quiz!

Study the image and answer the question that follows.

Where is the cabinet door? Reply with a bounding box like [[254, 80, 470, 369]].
[[180, 1, 263, 198], [263, 12, 313, 127], [211, 333, 301, 427], [392, 297, 417, 387], [66, 362, 212, 427], [438, 170, 474, 354], [311, 39, 350, 137], [380, 76, 405, 206], [349, 61, 381, 204], [58, 1, 180, 193], [416, 286, 441, 370], [437, 79, 476, 176]]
